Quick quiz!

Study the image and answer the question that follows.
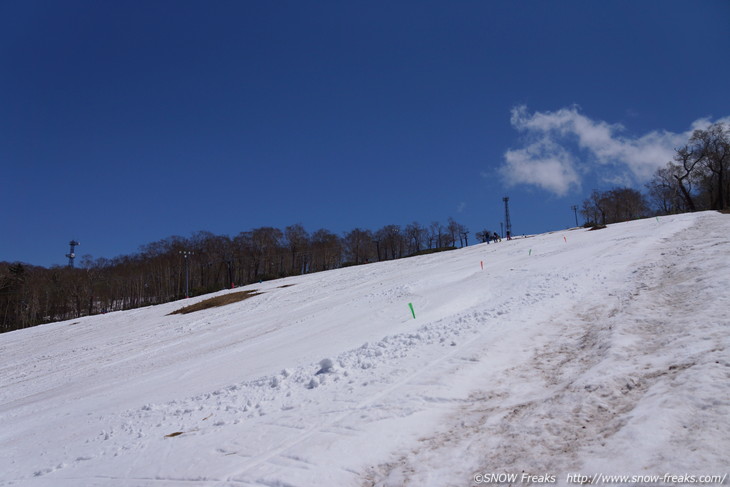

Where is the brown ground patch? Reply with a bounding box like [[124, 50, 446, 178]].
[[168, 289, 261, 315]]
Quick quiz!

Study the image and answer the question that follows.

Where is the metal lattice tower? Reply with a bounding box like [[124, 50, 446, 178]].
[[66, 240, 80, 267], [503, 197, 512, 239]]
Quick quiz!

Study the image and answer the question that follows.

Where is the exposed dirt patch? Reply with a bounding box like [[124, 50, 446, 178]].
[[168, 290, 261, 315]]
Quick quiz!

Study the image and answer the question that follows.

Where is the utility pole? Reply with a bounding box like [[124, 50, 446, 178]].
[[571, 205, 579, 227], [179, 251, 194, 298], [66, 240, 80, 268], [503, 196, 512, 240]]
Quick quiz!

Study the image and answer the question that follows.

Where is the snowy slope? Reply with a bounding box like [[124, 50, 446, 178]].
[[1, 211, 728, 487]]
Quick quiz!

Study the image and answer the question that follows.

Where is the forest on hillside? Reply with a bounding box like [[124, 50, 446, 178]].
[[1, 219, 473, 332]]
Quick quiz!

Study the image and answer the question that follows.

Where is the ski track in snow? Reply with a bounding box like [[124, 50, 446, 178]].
[[1, 212, 728, 487]]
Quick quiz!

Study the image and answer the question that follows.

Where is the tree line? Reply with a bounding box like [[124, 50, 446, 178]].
[[1, 218, 478, 333], [581, 122, 729, 226]]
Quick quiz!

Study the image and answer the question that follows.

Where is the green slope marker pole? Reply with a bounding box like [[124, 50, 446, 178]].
[[529, 249, 532, 256], [408, 302, 416, 319], [656, 216, 660, 222]]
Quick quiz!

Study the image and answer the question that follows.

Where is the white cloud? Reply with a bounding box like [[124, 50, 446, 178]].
[[501, 136, 581, 196], [499, 105, 729, 196]]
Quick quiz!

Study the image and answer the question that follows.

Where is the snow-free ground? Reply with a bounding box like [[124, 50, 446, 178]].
[[1, 211, 728, 487]]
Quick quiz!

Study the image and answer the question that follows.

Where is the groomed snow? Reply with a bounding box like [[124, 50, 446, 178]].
[[1, 211, 728, 487]]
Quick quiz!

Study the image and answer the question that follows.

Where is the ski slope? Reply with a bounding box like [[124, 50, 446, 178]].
[[1, 211, 728, 487]]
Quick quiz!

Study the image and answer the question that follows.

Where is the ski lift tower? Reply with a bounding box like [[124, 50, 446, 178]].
[[571, 205, 579, 227], [66, 240, 80, 268], [502, 197, 512, 240]]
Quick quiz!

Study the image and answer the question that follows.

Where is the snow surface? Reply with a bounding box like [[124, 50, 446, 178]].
[[1, 211, 728, 487]]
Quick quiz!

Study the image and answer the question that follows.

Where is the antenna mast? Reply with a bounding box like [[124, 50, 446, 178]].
[[66, 240, 80, 267], [502, 197, 512, 240]]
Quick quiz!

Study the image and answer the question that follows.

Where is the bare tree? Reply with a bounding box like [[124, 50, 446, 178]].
[[673, 146, 704, 211], [475, 230, 492, 243], [405, 222, 426, 255], [285, 224, 310, 275], [447, 218, 460, 247], [581, 187, 649, 225], [581, 190, 608, 225], [375, 225, 404, 260], [646, 165, 686, 214], [310, 229, 342, 272], [343, 228, 374, 265], [460, 228, 469, 247], [428, 221, 444, 249], [692, 123, 730, 210]]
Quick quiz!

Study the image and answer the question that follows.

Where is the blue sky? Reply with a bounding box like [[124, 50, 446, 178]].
[[2, 1, 729, 267]]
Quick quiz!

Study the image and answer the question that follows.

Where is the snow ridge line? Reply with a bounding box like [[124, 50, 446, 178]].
[[113, 307, 493, 438]]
